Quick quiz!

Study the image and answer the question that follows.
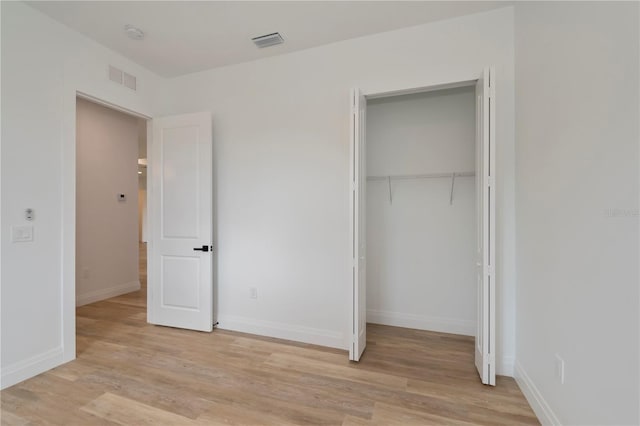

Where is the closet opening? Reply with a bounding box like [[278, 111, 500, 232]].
[[366, 85, 477, 339], [350, 70, 495, 385]]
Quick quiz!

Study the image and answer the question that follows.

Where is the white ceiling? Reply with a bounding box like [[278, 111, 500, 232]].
[[27, 1, 509, 78]]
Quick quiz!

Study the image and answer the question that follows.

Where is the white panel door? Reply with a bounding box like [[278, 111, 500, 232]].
[[148, 112, 213, 332], [350, 88, 367, 361], [475, 68, 496, 385]]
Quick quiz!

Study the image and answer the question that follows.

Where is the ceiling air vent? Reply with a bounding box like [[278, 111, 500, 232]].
[[252, 32, 284, 48], [108, 65, 137, 91]]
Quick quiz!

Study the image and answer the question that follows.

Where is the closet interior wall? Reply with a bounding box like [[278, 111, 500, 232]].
[[366, 86, 477, 336]]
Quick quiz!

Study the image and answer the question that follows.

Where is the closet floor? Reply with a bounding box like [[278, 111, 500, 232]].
[[1, 253, 538, 425]]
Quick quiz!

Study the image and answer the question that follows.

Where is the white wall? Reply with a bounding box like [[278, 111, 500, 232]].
[[76, 98, 140, 306], [156, 7, 516, 373], [366, 88, 477, 335], [514, 2, 639, 425], [1, 1, 159, 389]]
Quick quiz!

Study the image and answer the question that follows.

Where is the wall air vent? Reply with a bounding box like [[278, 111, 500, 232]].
[[123, 72, 137, 91], [108, 65, 137, 91], [252, 32, 284, 48], [109, 65, 123, 85]]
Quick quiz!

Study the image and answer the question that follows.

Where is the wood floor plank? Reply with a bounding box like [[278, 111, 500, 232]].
[[1, 243, 539, 425], [407, 377, 537, 418], [264, 352, 408, 390], [341, 415, 372, 426], [195, 399, 301, 426], [230, 334, 347, 365], [0, 410, 32, 426], [80, 392, 200, 425], [75, 367, 214, 420], [371, 401, 479, 426], [1, 375, 116, 426]]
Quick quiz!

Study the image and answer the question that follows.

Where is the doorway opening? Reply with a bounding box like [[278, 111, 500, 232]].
[[75, 96, 149, 340], [350, 70, 496, 385]]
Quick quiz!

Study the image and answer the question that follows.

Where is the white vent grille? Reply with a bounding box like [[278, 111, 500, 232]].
[[108, 65, 137, 91], [123, 72, 137, 91], [109, 65, 123, 84], [252, 32, 284, 48]]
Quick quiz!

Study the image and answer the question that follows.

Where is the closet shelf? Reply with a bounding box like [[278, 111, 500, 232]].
[[366, 171, 476, 205]]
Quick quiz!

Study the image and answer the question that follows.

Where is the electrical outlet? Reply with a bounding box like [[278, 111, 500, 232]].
[[555, 354, 565, 384], [82, 267, 90, 280], [249, 287, 258, 299]]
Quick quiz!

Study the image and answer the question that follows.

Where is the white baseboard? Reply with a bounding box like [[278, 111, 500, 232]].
[[497, 355, 514, 377], [1, 346, 64, 390], [515, 361, 561, 425], [217, 315, 345, 350], [367, 309, 475, 337], [76, 280, 140, 306]]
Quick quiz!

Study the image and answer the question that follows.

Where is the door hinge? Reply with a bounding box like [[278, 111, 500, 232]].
[[487, 177, 495, 188], [489, 353, 496, 365]]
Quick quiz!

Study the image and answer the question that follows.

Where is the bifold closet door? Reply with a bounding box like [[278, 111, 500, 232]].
[[475, 68, 496, 385], [350, 88, 367, 361]]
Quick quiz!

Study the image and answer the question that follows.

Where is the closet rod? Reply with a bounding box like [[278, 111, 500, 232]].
[[368, 171, 476, 206], [366, 171, 475, 181]]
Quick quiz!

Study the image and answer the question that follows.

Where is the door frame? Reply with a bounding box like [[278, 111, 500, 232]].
[[61, 89, 152, 364], [348, 72, 494, 365]]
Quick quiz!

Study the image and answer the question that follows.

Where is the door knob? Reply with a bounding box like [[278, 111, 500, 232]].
[[193, 245, 210, 252]]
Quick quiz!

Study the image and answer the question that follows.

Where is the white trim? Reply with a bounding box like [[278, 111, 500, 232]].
[[365, 79, 477, 100], [367, 309, 475, 337], [76, 91, 152, 120], [362, 72, 483, 101], [76, 280, 140, 307], [218, 315, 345, 350], [515, 361, 561, 426], [61, 89, 77, 366], [1, 347, 64, 390]]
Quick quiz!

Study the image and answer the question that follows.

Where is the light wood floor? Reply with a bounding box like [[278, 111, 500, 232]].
[[1, 244, 538, 425]]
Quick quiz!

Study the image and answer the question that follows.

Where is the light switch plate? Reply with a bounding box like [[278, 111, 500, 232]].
[[12, 225, 33, 242]]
